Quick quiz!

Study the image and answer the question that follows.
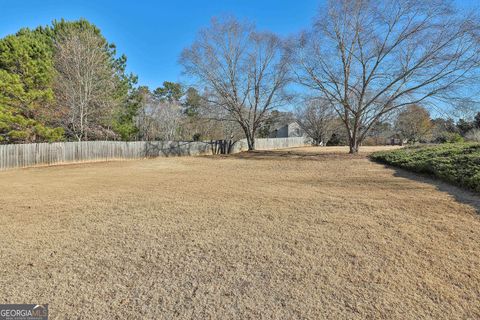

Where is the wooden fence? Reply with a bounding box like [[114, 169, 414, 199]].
[[0, 137, 312, 171], [0, 141, 215, 171], [231, 137, 312, 153]]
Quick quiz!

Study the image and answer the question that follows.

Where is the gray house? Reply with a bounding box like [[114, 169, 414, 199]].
[[269, 121, 305, 138], [386, 134, 408, 145]]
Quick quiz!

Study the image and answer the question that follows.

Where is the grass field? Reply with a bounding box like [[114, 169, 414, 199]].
[[0, 146, 479, 319]]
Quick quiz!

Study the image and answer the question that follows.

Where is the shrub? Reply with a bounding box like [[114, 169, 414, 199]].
[[444, 132, 464, 143], [370, 143, 480, 192], [433, 132, 464, 144]]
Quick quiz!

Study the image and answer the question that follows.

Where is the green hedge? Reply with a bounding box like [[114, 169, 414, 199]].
[[370, 144, 480, 192]]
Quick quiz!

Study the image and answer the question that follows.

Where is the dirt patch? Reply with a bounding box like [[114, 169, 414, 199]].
[[0, 146, 478, 319]]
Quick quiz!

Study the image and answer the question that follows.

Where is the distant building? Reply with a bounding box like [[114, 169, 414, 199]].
[[269, 121, 305, 138], [386, 134, 408, 145]]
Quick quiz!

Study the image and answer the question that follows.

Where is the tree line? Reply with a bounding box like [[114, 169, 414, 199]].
[[0, 19, 135, 143], [295, 101, 480, 146], [2, 0, 480, 153], [0, 18, 253, 144], [181, 0, 480, 152]]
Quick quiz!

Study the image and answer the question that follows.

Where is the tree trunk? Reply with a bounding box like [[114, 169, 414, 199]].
[[348, 131, 360, 154], [348, 124, 361, 154], [242, 126, 256, 151], [247, 136, 255, 151], [349, 139, 359, 153]]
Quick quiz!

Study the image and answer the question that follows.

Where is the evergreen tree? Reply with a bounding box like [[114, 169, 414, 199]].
[[183, 87, 201, 117], [457, 119, 474, 136], [474, 112, 480, 129], [153, 81, 183, 103], [0, 28, 63, 143]]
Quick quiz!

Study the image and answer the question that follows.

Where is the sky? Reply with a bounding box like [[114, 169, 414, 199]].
[[1, 0, 478, 94], [0, 0, 320, 89]]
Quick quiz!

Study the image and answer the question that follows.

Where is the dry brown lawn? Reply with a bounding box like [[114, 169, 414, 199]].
[[0, 146, 479, 319]]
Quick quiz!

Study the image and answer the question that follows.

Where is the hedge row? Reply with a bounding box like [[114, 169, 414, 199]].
[[370, 143, 480, 192]]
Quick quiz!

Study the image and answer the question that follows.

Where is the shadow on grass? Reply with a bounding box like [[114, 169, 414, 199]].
[[219, 150, 480, 213], [386, 165, 480, 214], [212, 150, 368, 161]]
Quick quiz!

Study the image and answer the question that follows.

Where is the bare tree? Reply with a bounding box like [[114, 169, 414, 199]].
[[293, 0, 480, 153], [54, 28, 119, 141], [154, 101, 183, 141], [134, 87, 155, 140], [136, 89, 183, 141], [295, 98, 338, 145], [466, 129, 480, 142], [180, 17, 291, 150]]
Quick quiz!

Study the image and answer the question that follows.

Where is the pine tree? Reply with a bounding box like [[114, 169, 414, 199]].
[[0, 28, 63, 143]]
